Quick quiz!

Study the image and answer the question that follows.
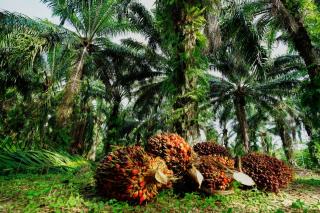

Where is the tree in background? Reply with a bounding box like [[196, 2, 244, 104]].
[[209, 9, 302, 153], [41, 0, 132, 126], [245, 0, 320, 162]]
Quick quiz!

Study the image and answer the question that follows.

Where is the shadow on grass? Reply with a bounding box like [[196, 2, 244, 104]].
[[78, 184, 140, 207]]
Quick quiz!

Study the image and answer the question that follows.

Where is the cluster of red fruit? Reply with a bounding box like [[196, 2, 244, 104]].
[[95, 146, 174, 204], [242, 153, 293, 192], [197, 155, 234, 191], [95, 134, 294, 205], [147, 133, 192, 175], [194, 142, 231, 157], [193, 142, 235, 192]]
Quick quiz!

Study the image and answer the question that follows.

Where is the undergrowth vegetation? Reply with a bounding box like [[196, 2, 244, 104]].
[[0, 166, 319, 212], [0, 149, 90, 175]]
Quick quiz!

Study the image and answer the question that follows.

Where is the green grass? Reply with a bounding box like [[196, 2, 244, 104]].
[[1, 168, 320, 213], [295, 178, 320, 187]]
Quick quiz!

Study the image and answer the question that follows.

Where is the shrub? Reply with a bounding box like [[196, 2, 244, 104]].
[[242, 153, 293, 192]]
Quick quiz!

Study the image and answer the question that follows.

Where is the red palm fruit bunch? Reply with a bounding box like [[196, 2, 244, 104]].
[[193, 142, 231, 157], [197, 155, 235, 192], [146, 133, 192, 175], [242, 153, 293, 192], [95, 146, 174, 204]]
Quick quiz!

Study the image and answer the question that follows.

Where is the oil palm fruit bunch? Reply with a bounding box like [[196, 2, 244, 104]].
[[147, 133, 192, 175], [242, 153, 293, 192], [193, 142, 231, 157], [95, 146, 174, 204], [197, 155, 235, 192]]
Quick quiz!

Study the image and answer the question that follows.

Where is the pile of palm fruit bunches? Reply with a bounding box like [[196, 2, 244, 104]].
[[95, 133, 293, 204]]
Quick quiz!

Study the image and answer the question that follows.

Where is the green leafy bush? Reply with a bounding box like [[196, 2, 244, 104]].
[[242, 153, 293, 192], [295, 149, 316, 169]]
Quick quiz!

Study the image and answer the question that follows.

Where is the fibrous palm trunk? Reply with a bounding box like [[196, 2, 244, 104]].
[[273, 0, 320, 165], [104, 95, 121, 153], [260, 132, 271, 155], [273, 0, 320, 83], [222, 123, 229, 149], [57, 46, 88, 126], [204, 3, 221, 53], [70, 118, 87, 154], [173, 91, 200, 144], [160, 0, 206, 144], [276, 120, 294, 166], [234, 95, 250, 153]]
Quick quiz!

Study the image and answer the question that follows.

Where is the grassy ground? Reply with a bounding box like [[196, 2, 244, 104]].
[[0, 166, 320, 213]]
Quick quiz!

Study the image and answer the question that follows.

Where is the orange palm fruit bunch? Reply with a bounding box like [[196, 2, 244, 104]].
[[146, 133, 192, 175], [242, 153, 293, 192], [197, 155, 234, 191], [95, 146, 174, 204], [193, 142, 231, 157]]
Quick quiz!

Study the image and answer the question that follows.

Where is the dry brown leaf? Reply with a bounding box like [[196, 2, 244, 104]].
[[233, 172, 255, 186], [155, 170, 168, 184], [188, 165, 204, 189]]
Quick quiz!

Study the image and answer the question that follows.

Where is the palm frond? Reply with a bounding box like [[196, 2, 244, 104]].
[[0, 149, 89, 174]]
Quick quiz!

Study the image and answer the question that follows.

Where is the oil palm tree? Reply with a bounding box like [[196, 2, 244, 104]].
[[251, 101, 303, 165], [0, 11, 74, 149], [41, 0, 133, 126], [0, 11, 67, 94], [241, 0, 320, 136], [93, 38, 164, 152], [243, 0, 320, 84], [209, 11, 303, 153]]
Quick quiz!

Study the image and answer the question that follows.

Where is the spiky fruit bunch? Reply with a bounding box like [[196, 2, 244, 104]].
[[147, 133, 192, 175], [194, 142, 231, 157], [197, 155, 234, 191], [242, 153, 293, 192], [95, 146, 174, 204]]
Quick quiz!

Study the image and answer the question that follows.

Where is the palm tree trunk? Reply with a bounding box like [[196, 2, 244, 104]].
[[104, 95, 121, 153], [204, 5, 221, 53], [234, 96, 250, 153], [87, 124, 99, 161], [162, 1, 205, 143], [70, 118, 87, 154], [276, 120, 294, 165], [222, 123, 229, 149], [57, 46, 88, 126], [275, 0, 320, 83], [260, 132, 269, 154]]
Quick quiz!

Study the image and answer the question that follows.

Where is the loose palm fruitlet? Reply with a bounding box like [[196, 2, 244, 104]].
[[197, 155, 235, 191], [147, 133, 192, 175], [95, 146, 174, 204], [242, 153, 293, 192], [193, 142, 231, 157]]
